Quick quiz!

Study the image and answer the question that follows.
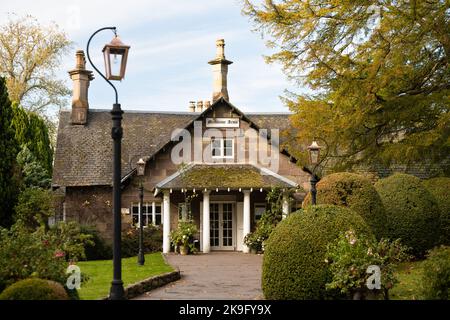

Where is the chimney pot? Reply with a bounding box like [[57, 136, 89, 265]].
[[196, 101, 204, 113], [75, 50, 86, 70], [216, 39, 225, 59], [188, 101, 196, 112]]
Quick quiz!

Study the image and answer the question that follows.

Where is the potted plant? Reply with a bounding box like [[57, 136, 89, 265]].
[[170, 221, 198, 255]]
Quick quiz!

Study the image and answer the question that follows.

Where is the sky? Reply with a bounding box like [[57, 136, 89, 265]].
[[0, 0, 302, 113]]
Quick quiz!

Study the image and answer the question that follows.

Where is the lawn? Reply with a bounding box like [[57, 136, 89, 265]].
[[76, 253, 173, 300], [390, 260, 424, 300]]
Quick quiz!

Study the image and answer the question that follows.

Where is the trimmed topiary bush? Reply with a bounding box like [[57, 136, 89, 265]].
[[422, 177, 450, 246], [302, 172, 387, 239], [262, 205, 373, 299], [0, 278, 69, 300], [374, 173, 440, 256]]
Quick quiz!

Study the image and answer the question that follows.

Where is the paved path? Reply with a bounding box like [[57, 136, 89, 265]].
[[135, 252, 264, 300]]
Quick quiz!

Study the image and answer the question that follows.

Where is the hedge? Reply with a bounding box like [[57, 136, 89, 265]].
[[0, 278, 68, 300], [422, 177, 450, 246], [374, 173, 440, 256], [262, 205, 373, 299], [303, 172, 387, 239]]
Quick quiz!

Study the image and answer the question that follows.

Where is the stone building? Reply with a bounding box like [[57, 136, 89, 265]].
[[52, 40, 310, 253]]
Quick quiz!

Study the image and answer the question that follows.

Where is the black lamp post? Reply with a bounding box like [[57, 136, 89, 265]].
[[136, 158, 146, 266], [86, 27, 130, 300], [307, 140, 321, 205]]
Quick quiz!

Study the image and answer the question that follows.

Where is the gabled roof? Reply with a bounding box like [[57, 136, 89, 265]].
[[52, 101, 293, 187], [154, 162, 298, 193]]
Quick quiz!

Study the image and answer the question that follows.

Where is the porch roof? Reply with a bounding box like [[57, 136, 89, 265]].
[[155, 163, 298, 191]]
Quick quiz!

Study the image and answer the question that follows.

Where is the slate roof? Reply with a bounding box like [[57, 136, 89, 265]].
[[52, 108, 291, 187], [155, 163, 298, 190]]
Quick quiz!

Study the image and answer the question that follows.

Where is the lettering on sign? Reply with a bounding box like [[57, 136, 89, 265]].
[[205, 118, 239, 128]]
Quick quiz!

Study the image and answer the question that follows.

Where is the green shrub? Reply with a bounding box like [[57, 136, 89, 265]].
[[244, 188, 287, 253], [0, 278, 68, 300], [122, 225, 163, 258], [262, 205, 373, 299], [0, 224, 67, 292], [13, 187, 54, 230], [170, 221, 198, 254], [303, 172, 387, 239], [374, 173, 440, 256], [325, 230, 410, 300], [45, 221, 94, 262], [422, 177, 450, 246], [80, 225, 112, 261], [421, 246, 450, 300]]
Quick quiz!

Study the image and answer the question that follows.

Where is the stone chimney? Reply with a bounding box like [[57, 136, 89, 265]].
[[188, 101, 196, 112], [68, 50, 94, 125], [196, 101, 204, 113], [208, 39, 233, 103], [204, 100, 211, 109]]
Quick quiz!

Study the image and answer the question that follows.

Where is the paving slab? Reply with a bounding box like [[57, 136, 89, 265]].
[[135, 252, 264, 300]]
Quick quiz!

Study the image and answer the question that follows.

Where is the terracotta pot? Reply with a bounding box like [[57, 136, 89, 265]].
[[180, 245, 189, 255]]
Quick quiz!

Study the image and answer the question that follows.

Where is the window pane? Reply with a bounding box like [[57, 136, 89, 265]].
[[212, 139, 221, 148], [211, 138, 222, 157], [132, 205, 139, 214], [155, 214, 161, 225], [155, 205, 161, 213], [224, 139, 232, 148], [224, 146, 232, 156]]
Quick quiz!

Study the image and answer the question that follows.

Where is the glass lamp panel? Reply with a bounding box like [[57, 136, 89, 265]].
[[310, 150, 319, 165], [110, 53, 123, 79]]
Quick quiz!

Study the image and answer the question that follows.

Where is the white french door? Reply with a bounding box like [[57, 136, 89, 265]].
[[210, 203, 234, 250]]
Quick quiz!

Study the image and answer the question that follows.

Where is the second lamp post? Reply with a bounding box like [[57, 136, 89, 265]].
[[307, 140, 322, 205], [137, 158, 146, 266]]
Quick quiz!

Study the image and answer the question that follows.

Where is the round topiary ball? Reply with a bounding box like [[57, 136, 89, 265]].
[[302, 172, 387, 239], [422, 177, 450, 246], [0, 278, 69, 300], [262, 204, 373, 299], [374, 173, 440, 256]]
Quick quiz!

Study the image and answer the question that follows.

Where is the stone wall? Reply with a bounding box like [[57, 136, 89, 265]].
[[64, 186, 115, 242]]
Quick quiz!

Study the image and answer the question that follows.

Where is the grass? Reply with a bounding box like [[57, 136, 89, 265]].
[[76, 253, 173, 300], [390, 260, 424, 300]]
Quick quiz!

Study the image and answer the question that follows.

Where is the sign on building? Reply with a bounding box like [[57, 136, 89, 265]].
[[205, 118, 239, 128]]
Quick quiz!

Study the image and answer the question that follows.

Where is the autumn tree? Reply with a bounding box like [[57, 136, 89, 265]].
[[0, 77, 20, 227], [0, 14, 71, 116], [242, 1, 450, 173]]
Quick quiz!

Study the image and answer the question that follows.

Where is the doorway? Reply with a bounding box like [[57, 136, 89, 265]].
[[210, 202, 234, 250]]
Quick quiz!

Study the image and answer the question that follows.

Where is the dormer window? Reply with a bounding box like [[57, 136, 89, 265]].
[[211, 138, 234, 158]]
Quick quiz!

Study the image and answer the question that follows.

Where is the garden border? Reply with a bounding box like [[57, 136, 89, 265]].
[[103, 268, 181, 300]]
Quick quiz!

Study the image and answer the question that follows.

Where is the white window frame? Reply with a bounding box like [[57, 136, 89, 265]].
[[211, 138, 234, 159], [131, 202, 162, 226]]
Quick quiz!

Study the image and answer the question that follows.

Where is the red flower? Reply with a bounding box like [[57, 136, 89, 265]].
[[54, 250, 65, 258]]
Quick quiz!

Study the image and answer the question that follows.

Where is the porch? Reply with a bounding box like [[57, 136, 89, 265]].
[[154, 163, 298, 253]]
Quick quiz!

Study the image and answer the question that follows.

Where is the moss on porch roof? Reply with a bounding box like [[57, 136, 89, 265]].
[[158, 164, 295, 189]]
